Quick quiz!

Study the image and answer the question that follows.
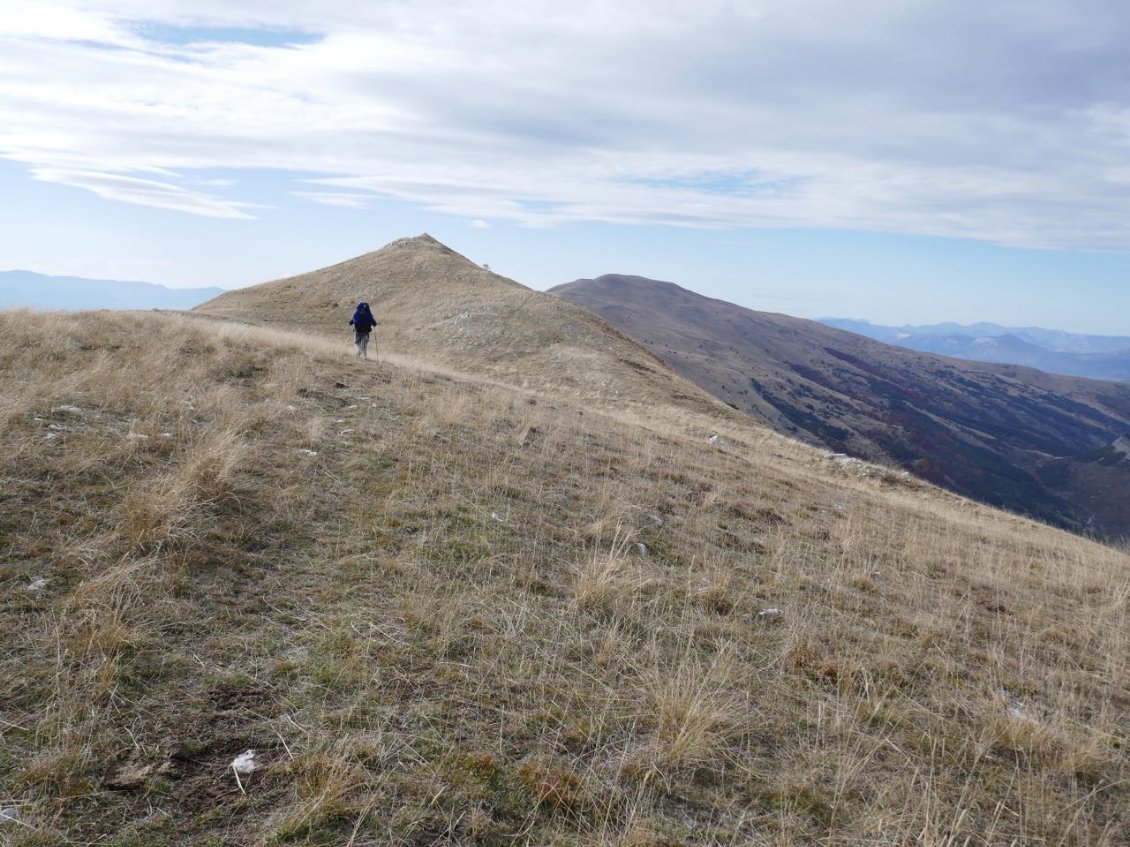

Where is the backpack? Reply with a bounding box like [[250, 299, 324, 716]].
[[350, 302, 375, 331]]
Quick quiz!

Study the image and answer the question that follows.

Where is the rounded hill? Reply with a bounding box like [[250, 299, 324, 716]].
[[196, 235, 727, 415]]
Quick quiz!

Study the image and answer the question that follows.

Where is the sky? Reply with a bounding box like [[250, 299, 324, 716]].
[[3, 1, 1130, 333]]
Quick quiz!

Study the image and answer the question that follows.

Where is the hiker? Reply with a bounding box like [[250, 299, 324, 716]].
[[349, 301, 376, 359]]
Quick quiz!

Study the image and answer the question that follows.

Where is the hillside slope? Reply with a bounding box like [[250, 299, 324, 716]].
[[552, 275, 1130, 538], [196, 235, 726, 418], [1, 309, 1127, 845]]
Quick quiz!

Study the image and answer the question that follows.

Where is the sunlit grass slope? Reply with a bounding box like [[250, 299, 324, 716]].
[[194, 234, 731, 419], [1, 310, 1126, 845]]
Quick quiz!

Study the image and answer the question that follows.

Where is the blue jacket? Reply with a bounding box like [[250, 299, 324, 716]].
[[350, 302, 376, 332]]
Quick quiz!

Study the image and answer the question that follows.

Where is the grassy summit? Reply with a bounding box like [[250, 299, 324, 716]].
[[1, 302, 1127, 844]]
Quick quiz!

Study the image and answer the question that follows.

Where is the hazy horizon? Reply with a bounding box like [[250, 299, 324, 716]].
[[6, 260, 1129, 345]]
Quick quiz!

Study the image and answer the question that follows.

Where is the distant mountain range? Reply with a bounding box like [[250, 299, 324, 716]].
[[821, 318, 1130, 382], [553, 274, 1130, 539], [0, 270, 224, 311]]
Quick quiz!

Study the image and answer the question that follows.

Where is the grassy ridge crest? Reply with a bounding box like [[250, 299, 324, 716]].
[[1, 310, 1126, 845]]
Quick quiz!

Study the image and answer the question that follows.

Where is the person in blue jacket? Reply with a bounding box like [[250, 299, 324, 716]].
[[349, 301, 376, 359]]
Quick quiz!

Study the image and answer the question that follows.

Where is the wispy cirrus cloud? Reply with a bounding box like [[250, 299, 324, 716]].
[[29, 167, 257, 218], [4, 1, 1130, 247]]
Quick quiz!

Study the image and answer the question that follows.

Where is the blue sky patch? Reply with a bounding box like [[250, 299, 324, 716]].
[[132, 23, 321, 48], [625, 172, 802, 197]]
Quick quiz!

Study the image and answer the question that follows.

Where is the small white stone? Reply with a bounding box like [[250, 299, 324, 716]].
[[757, 608, 782, 618], [298, 449, 318, 456], [636, 543, 648, 557], [0, 808, 20, 825], [27, 577, 48, 592], [231, 750, 257, 774], [491, 512, 505, 523], [648, 514, 664, 526]]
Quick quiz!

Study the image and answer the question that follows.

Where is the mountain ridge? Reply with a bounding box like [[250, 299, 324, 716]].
[[196, 235, 732, 419], [0, 269, 224, 311], [821, 317, 1130, 381], [822, 317, 1130, 353], [552, 273, 1130, 539]]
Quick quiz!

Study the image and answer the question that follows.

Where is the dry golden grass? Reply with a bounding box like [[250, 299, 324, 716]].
[[193, 234, 735, 422], [0, 308, 1126, 846]]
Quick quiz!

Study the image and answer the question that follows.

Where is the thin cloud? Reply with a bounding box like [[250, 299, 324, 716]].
[[30, 167, 257, 219], [3, 2, 1130, 246], [0, 1, 130, 44]]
